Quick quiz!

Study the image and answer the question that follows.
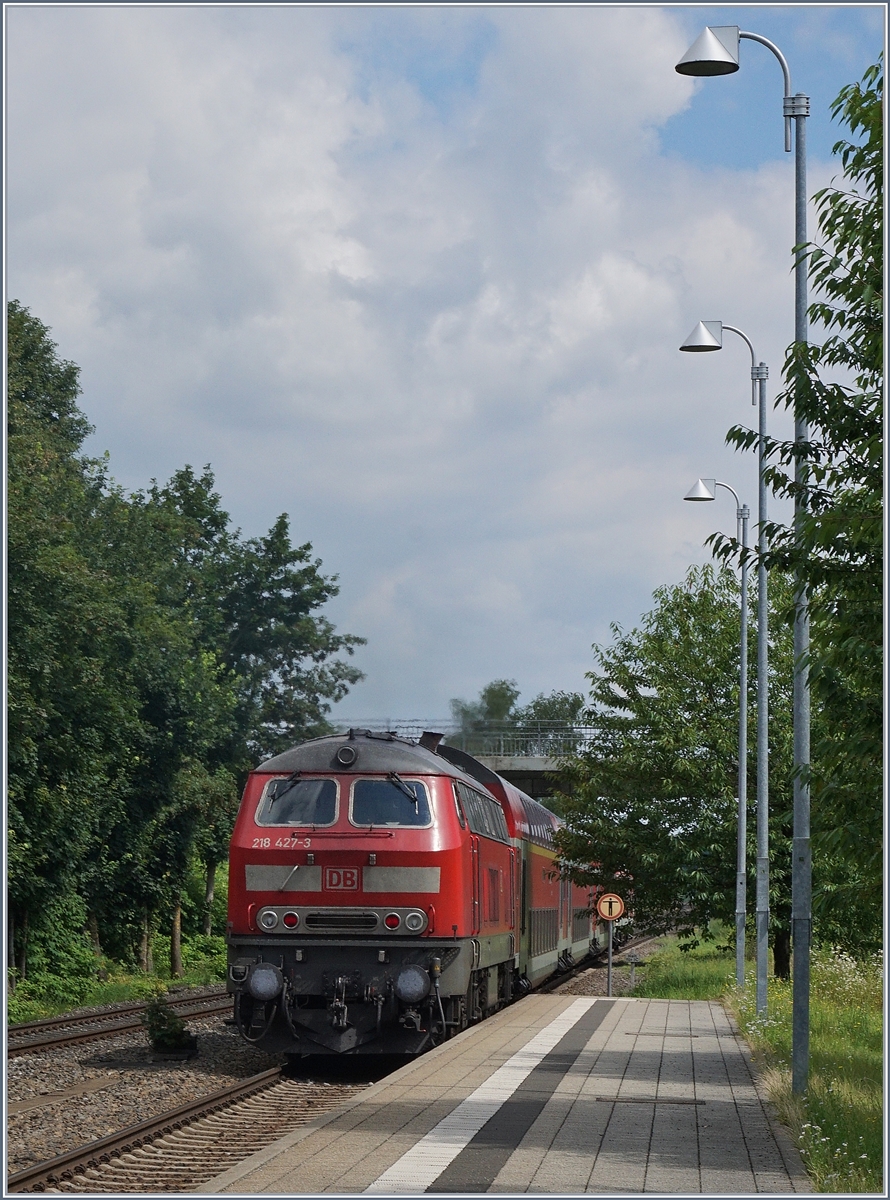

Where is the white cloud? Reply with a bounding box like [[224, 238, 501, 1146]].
[[6, 5, 848, 717]]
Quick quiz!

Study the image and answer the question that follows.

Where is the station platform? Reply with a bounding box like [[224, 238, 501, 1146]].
[[203, 995, 811, 1195]]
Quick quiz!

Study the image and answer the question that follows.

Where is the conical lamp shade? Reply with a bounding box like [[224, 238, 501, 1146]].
[[684, 478, 717, 501], [676, 26, 740, 77], [680, 321, 723, 352]]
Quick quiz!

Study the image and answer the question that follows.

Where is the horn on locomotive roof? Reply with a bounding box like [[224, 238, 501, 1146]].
[[419, 731, 444, 752]]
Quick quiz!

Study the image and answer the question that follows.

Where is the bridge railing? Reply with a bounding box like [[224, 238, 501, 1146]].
[[331, 720, 595, 759]]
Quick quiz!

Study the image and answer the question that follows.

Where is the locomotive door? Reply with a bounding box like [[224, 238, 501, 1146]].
[[470, 836, 480, 934]]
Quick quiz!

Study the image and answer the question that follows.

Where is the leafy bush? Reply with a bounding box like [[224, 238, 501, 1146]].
[[7, 978, 87, 1024], [149, 931, 227, 983], [6, 967, 97, 1022], [6, 962, 168, 1024], [181, 934, 227, 979], [19, 892, 98, 980], [141, 993, 193, 1051]]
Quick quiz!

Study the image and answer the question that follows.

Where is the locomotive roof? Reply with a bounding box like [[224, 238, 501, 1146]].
[[258, 729, 559, 844], [258, 728, 483, 786]]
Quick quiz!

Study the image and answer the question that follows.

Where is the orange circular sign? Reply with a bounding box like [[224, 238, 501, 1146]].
[[596, 892, 625, 921]]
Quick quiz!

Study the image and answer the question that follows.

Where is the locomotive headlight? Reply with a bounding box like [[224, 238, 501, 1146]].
[[248, 962, 283, 1001], [404, 911, 426, 933], [258, 909, 279, 930], [394, 964, 431, 1003]]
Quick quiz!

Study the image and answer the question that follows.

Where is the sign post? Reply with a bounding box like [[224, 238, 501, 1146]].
[[596, 893, 626, 997]]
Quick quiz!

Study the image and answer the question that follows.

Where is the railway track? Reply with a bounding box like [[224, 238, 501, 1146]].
[[7, 1066, 368, 1193], [538, 932, 664, 994], [8, 989, 232, 1057]]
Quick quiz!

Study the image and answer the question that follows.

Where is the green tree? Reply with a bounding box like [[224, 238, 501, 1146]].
[[72, 481, 240, 972], [7, 302, 143, 983], [448, 681, 586, 772], [554, 566, 796, 969], [83, 466, 366, 969], [191, 767, 241, 936], [141, 466, 366, 767], [515, 691, 585, 726], [514, 690, 586, 767], [7, 300, 367, 980], [718, 61, 882, 950], [450, 678, 521, 732]]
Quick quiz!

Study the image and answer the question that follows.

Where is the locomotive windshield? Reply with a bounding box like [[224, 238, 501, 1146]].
[[351, 778, 431, 827], [255, 777, 337, 826]]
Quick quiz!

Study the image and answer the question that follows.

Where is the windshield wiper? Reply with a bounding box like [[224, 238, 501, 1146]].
[[388, 772, 418, 809], [269, 769, 301, 805], [278, 863, 301, 892]]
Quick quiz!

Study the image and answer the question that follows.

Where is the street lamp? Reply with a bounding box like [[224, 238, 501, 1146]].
[[676, 27, 811, 1093], [684, 477, 749, 990], [680, 321, 769, 1014]]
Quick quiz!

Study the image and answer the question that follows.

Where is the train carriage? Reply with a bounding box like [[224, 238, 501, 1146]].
[[226, 728, 602, 1056]]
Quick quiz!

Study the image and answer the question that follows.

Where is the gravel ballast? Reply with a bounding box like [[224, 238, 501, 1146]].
[[7, 1012, 283, 1176], [550, 939, 669, 997]]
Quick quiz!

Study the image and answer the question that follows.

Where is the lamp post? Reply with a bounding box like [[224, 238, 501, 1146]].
[[675, 26, 810, 1091], [680, 321, 769, 1013], [684, 477, 749, 990]]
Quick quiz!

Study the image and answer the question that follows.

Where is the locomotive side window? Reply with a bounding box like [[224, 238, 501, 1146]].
[[452, 783, 467, 828], [255, 777, 338, 826], [456, 784, 479, 833], [456, 783, 509, 844], [350, 778, 431, 827], [489, 798, 509, 842]]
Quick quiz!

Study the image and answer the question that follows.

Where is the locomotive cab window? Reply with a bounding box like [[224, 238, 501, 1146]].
[[350, 778, 431, 827], [255, 777, 338, 826]]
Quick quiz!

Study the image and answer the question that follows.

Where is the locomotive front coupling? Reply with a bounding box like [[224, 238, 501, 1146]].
[[228, 941, 469, 1054]]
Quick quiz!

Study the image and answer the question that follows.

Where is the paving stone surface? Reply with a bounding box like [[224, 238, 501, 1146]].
[[203, 996, 811, 1195]]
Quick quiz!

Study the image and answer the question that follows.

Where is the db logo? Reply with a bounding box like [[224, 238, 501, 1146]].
[[324, 867, 359, 891]]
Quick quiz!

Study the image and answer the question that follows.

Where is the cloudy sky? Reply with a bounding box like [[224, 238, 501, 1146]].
[[6, 3, 883, 722]]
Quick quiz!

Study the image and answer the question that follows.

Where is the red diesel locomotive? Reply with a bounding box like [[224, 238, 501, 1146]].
[[226, 728, 605, 1056]]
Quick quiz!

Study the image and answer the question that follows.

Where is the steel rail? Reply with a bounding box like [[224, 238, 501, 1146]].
[[6, 993, 235, 1060], [7, 986, 227, 1036], [6, 1066, 283, 1193]]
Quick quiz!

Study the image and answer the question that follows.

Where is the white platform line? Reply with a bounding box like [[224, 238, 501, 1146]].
[[364, 998, 595, 1194]]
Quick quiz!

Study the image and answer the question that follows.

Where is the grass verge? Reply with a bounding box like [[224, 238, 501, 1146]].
[[727, 949, 883, 1194], [630, 935, 735, 1000]]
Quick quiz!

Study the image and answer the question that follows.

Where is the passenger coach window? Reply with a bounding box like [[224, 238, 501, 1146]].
[[457, 783, 509, 843], [255, 777, 337, 826], [351, 778, 431, 827]]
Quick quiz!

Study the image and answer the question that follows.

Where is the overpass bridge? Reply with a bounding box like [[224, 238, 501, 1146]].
[[331, 721, 593, 801]]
